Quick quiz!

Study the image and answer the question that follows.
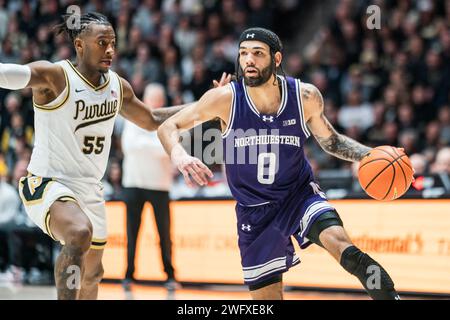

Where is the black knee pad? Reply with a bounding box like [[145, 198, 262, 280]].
[[248, 274, 282, 291], [306, 210, 344, 247]]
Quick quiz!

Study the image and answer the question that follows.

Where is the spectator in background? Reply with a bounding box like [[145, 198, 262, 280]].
[[0, 157, 53, 284], [397, 103, 417, 132], [381, 121, 399, 147], [132, 0, 160, 39], [207, 42, 235, 83], [285, 52, 305, 79], [422, 121, 442, 155], [0, 152, 17, 274], [1, 112, 33, 171], [121, 83, 178, 290], [412, 83, 435, 123], [189, 62, 212, 100], [438, 106, 450, 145], [247, 0, 273, 29], [398, 129, 419, 156], [174, 15, 197, 57], [132, 43, 162, 84], [410, 153, 429, 176], [338, 89, 374, 132], [0, 0, 9, 42], [430, 147, 450, 174], [364, 101, 387, 146], [0, 152, 19, 226], [103, 159, 124, 201]]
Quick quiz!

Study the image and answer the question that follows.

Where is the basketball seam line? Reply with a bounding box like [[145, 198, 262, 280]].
[[379, 147, 413, 170], [358, 158, 391, 171], [377, 147, 397, 159], [364, 154, 408, 192], [394, 154, 408, 190], [393, 148, 413, 170], [391, 148, 408, 187], [382, 160, 396, 200]]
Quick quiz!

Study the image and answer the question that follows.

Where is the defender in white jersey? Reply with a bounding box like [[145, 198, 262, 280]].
[[21, 59, 124, 247], [0, 12, 228, 300]]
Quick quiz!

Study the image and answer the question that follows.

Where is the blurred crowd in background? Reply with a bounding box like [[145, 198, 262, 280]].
[[300, 0, 450, 180], [0, 0, 449, 202], [0, 0, 449, 284]]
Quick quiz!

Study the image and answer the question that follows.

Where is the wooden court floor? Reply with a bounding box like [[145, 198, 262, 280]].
[[0, 282, 441, 300]]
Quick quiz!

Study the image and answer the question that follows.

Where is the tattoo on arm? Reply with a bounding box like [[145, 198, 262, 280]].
[[151, 103, 194, 126], [303, 85, 371, 162], [302, 84, 324, 108], [314, 113, 371, 162]]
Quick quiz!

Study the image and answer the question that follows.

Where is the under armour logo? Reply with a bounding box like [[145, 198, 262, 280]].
[[246, 33, 255, 39], [262, 115, 274, 122], [241, 224, 251, 231]]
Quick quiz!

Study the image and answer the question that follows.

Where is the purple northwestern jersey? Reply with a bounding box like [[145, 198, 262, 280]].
[[222, 76, 336, 286], [222, 76, 313, 206]]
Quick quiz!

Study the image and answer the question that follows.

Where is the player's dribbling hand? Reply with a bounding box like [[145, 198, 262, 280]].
[[172, 152, 214, 188], [213, 72, 232, 88]]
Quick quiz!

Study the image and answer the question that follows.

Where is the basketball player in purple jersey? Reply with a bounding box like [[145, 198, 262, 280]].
[[158, 28, 400, 300]]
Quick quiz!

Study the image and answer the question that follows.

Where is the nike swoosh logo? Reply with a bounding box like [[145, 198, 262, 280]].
[[75, 89, 86, 93]]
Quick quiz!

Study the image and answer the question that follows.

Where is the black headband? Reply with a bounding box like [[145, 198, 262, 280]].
[[238, 27, 283, 53]]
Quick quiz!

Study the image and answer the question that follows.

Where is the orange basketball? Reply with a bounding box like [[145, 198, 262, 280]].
[[358, 145, 414, 201]]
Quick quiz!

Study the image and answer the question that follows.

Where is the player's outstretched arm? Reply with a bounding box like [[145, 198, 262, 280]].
[[120, 73, 231, 131], [0, 61, 65, 96], [119, 77, 189, 131], [302, 83, 372, 162], [157, 85, 232, 187]]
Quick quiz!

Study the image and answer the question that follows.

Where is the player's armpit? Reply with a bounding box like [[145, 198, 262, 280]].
[[301, 82, 371, 162]]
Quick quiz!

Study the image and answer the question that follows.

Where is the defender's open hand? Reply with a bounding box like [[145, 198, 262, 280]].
[[213, 72, 232, 88]]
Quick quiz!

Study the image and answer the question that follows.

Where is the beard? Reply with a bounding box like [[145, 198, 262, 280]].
[[242, 62, 274, 87]]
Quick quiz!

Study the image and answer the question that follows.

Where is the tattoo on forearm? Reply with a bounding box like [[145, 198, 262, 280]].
[[316, 132, 371, 162], [54, 245, 84, 300], [152, 103, 194, 125], [314, 114, 371, 162], [302, 83, 371, 162], [301, 83, 371, 162]]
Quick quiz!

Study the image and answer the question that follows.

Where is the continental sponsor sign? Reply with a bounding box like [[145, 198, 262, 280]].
[[103, 200, 450, 294]]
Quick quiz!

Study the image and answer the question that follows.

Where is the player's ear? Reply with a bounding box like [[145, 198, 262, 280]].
[[74, 38, 83, 56], [275, 52, 282, 67]]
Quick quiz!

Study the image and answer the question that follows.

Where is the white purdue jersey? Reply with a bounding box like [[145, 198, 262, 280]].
[[28, 60, 123, 184]]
